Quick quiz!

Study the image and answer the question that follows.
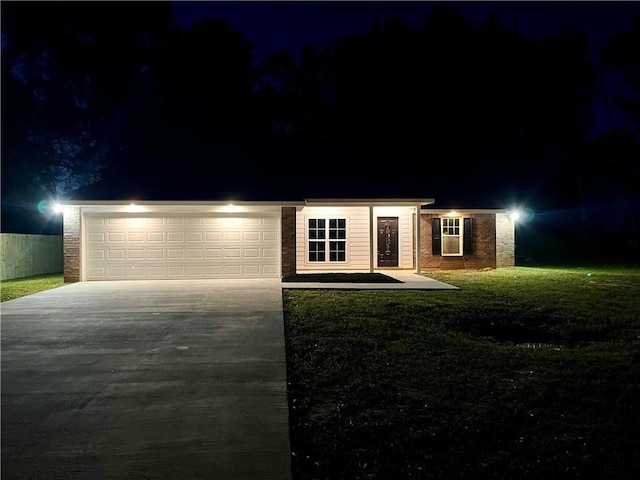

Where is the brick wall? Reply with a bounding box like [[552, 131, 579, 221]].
[[281, 207, 296, 277], [496, 212, 515, 267], [420, 213, 497, 270], [63, 206, 81, 283]]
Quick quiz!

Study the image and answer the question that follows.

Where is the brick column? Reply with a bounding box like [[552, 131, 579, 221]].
[[281, 207, 296, 278], [63, 206, 81, 283], [496, 212, 515, 267]]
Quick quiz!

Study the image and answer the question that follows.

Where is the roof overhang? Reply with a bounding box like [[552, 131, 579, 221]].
[[303, 198, 435, 207], [421, 208, 509, 214], [59, 198, 436, 214]]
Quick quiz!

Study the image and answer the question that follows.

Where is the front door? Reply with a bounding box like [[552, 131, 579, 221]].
[[377, 217, 398, 267]]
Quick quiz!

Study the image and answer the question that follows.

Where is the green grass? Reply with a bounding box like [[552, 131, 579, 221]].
[[282, 266, 640, 480], [1, 273, 64, 302]]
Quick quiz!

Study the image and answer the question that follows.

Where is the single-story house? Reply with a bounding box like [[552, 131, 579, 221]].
[[60, 198, 515, 282]]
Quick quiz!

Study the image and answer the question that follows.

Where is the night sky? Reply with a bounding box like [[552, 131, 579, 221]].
[[173, 1, 639, 55], [2, 1, 640, 262], [172, 1, 640, 136]]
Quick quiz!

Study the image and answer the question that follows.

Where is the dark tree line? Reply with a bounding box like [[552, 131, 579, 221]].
[[2, 2, 639, 260]]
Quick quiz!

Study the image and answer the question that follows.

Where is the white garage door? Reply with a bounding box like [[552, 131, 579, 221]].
[[84, 213, 280, 280]]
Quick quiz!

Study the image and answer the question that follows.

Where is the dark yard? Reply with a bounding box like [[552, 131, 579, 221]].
[[283, 266, 640, 479]]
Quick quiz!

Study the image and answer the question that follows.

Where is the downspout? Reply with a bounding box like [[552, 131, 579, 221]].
[[369, 204, 375, 273], [415, 203, 421, 273]]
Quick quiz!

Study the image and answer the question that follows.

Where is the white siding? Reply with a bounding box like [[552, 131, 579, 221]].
[[296, 206, 416, 272], [296, 206, 371, 271], [373, 206, 415, 269], [83, 213, 280, 280]]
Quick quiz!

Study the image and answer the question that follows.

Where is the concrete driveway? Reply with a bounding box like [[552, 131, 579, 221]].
[[1, 279, 291, 480]]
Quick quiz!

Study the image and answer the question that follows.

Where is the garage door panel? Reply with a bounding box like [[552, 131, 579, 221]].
[[263, 231, 278, 241], [127, 232, 145, 243], [244, 265, 260, 275], [148, 232, 164, 242], [224, 248, 241, 259], [185, 265, 204, 276], [128, 266, 148, 277], [262, 248, 278, 258], [186, 249, 203, 259], [127, 249, 145, 259], [167, 265, 184, 276], [224, 265, 242, 276], [108, 250, 125, 260], [167, 249, 184, 259], [87, 266, 106, 277], [147, 266, 165, 277], [206, 265, 223, 275], [125, 218, 146, 226], [263, 264, 279, 275], [85, 213, 279, 280], [88, 232, 105, 243], [224, 231, 242, 242], [108, 266, 126, 277], [108, 232, 125, 243], [87, 249, 105, 260]]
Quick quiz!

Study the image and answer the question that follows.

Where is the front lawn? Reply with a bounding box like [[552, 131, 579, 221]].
[[1, 273, 64, 302], [282, 265, 640, 480]]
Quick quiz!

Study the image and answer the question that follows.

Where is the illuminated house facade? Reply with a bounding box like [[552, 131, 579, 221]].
[[60, 198, 515, 282]]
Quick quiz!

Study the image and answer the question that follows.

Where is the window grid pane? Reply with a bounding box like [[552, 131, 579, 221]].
[[443, 218, 460, 235], [308, 218, 326, 240], [329, 241, 346, 262], [329, 218, 346, 240], [308, 241, 326, 262]]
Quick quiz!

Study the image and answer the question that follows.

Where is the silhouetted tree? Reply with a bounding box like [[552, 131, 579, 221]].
[[1, 1, 173, 231], [600, 14, 640, 135]]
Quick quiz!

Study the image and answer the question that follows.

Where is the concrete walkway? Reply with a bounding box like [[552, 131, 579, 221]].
[[1, 279, 291, 480]]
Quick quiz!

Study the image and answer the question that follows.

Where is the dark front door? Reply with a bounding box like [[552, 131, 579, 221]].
[[377, 217, 398, 267]]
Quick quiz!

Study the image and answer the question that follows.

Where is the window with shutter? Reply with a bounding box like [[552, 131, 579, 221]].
[[433, 216, 472, 256]]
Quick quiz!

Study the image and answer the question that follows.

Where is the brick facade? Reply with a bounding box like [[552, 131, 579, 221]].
[[63, 206, 81, 283], [420, 213, 505, 270], [281, 206, 296, 278]]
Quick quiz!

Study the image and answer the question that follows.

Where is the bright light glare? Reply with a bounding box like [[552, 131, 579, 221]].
[[223, 203, 243, 213], [39, 200, 64, 215], [508, 208, 534, 222], [125, 203, 145, 213]]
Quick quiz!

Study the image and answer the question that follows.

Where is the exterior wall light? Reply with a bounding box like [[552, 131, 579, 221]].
[[125, 203, 145, 213], [223, 203, 242, 213]]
